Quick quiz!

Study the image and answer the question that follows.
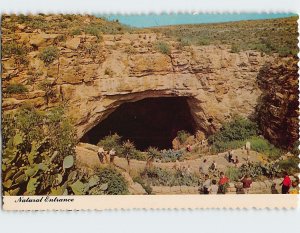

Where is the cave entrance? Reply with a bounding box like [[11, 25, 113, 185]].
[[81, 97, 197, 150]]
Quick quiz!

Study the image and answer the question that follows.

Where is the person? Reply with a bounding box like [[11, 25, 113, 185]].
[[234, 156, 239, 167], [241, 174, 252, 194], [281, 172, 291, 194], [289, 180, 299, 194], [209, 179, 219, 194], [109, 148, 116, 164], [245, 141, 251, 156], [218, 172, 229, 194], [203, 174, 211, 194], [97, 147, 105, 164], [199, 159, 209, 176], [228, 150, 234, 163], [210, 160, 217, 171]]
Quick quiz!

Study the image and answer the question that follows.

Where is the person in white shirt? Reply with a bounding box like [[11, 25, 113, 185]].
[[109, 148, 116, 164], [245, 141, 251, 156], [203, 174, 211, 194], [209, 179, 219, 194], [97, 147, 105, 164], [199, 159, 209, 176]]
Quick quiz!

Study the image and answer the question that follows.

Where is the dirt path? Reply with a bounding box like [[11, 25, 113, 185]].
[[76, 143, 261, 174]]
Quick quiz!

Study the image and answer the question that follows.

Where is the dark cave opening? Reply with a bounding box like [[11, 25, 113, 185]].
[[81, 97, 197, 150]]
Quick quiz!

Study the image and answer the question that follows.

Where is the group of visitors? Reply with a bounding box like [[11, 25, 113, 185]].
[[201, 172, 230, 194], [97, 146, 116, 164], [199, 158, 299, 194]]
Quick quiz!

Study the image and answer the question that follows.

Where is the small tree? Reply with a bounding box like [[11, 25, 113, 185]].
[[146, 147, 160, 169], [122, 140, 135, 170]]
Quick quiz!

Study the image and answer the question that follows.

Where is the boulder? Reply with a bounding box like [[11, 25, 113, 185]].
[[66, 37, 81, 50]]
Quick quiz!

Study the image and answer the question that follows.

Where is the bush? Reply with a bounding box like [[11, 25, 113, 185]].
[[2, 42, 28, 57], [225, 167, 240, 182], [159, 149, 183, 162], [97, 133, 122, 154], [5, 83, 28, 94], [2, 42, 29, 65], [239, 162, 263, 179], [39, 46, 59, 65], [71, 28, 82, 35], [155, 41, 171, 55], [84, 25, 102, 39], [141, 167, 198, 186], [208, 116, 258, 152], [147, 147, 160, 161], [95, 167, 129, 195], [277, 157, 299, 175], [133, 176, 152, 194], [250, 136, 282, 159], [177, 130, 191, 144], [210, 140, 245, 153]]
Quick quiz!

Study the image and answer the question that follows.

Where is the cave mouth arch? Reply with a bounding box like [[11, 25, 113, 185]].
[[81, 97, 197, 150]]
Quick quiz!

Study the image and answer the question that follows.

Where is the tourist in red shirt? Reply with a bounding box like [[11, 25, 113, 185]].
[[218, 172, 229, 194], [281, 172, 291, 194], [241, 174, 252, 194]]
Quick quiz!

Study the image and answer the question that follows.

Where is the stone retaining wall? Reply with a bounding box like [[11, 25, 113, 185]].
[[151, 178, 297, 195], [151, 186, 199, 195]]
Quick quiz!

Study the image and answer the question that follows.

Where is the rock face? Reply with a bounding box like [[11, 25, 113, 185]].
[[257, 59, 299, 148], [2, 23, 298, 147]]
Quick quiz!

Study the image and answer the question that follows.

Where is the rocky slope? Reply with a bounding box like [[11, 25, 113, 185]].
[[1, 15, 299, 148]]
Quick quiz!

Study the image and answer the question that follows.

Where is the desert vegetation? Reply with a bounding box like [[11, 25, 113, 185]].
[[152, 16, 299, 56]]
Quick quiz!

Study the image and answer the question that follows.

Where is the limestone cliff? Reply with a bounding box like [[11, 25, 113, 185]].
[[1, 15, 299, 148], [257, 59, 299, 148]]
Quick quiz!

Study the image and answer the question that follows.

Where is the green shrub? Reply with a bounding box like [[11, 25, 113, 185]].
[[239, 162, 263, 179], [133, 176, 152, 194], [210, 140, 245, 153], [177, 130, 191, 144], [39, 46, 59, 65], [71, 28, 82, 35], [97, 133, 122, 153], [84, 25, 102, 39], [147, 147, 160, 161], [208, 116, 258, 152], [250, 136, 282, 159], [159, 149, 183, 162], [131, 149, 147, 160], [141, 167, 198, 186], [177, 37, 192, 47], [277, 157, 300, 175], [2, 42, 28, 57], [155, 41, 171, 55], [291, 141, 299, 156], [95, 167, 129, 195], [225, 167, 240, 182], [5, 83, 28, 94], [197, 38, 210, 46], [119, 140, 146, 161]]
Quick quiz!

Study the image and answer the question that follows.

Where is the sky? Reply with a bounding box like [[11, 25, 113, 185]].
[[98, 13, 296, 28]]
